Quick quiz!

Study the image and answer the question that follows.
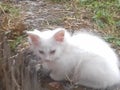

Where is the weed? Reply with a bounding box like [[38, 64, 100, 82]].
[[104, 36, 120, 46], [9, 36, 25, 51], [0, 3, 26, 33], [78, 0, 120, 28], [0, 2, 26, 51]]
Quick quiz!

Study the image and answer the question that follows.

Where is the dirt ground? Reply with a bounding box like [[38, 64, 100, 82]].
[[1, 0, 120, 90], [19, 0, 94, 30]]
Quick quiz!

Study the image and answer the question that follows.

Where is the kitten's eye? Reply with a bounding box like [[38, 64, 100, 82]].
[[50, 50, 56, 54], [39, 50, 44, 54]]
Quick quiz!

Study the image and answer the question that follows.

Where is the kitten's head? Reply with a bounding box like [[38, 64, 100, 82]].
[[27, 28, 69, 62]]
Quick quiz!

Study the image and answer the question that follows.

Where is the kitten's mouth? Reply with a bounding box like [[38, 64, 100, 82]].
[[44, 60, 54, 63], [40, 60, 54, 64]]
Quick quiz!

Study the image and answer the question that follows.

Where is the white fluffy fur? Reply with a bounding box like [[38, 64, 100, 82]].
[[27, 28, 120, 89]]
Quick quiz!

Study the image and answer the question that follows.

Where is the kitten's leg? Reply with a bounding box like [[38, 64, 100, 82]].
[[41, 61, 66, 81], [50, 71, 65, 81]]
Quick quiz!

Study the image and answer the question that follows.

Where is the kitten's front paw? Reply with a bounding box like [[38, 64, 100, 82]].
[[50, 73, 63, 81]]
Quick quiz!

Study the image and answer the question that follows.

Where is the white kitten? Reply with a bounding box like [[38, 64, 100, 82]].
[[27, 28, 120, 89]]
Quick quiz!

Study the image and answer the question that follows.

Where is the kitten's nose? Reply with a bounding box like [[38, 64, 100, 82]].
[[45, 59, 50, 62], [45, 56, 51, 61]]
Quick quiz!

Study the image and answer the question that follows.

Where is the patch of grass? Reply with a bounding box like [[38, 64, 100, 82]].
[[9, 36, 25, 51], [0, 2, 26, 51], [0, 3, 26, 33], [104, 36, 120, 46], [50, 0, 120, 31], [0, 2, 20, 15], [78, 0, 120, 28]]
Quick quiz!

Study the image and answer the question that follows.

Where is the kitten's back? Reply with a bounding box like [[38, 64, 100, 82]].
[[70, 32, 119, 65]]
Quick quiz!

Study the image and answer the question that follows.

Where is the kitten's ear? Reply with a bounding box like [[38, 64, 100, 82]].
[[54, 30, 65, 42], [26, 31, 40, 46]]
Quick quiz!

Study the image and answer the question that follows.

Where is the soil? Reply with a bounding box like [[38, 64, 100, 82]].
[[18, 0, 94, 30]]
